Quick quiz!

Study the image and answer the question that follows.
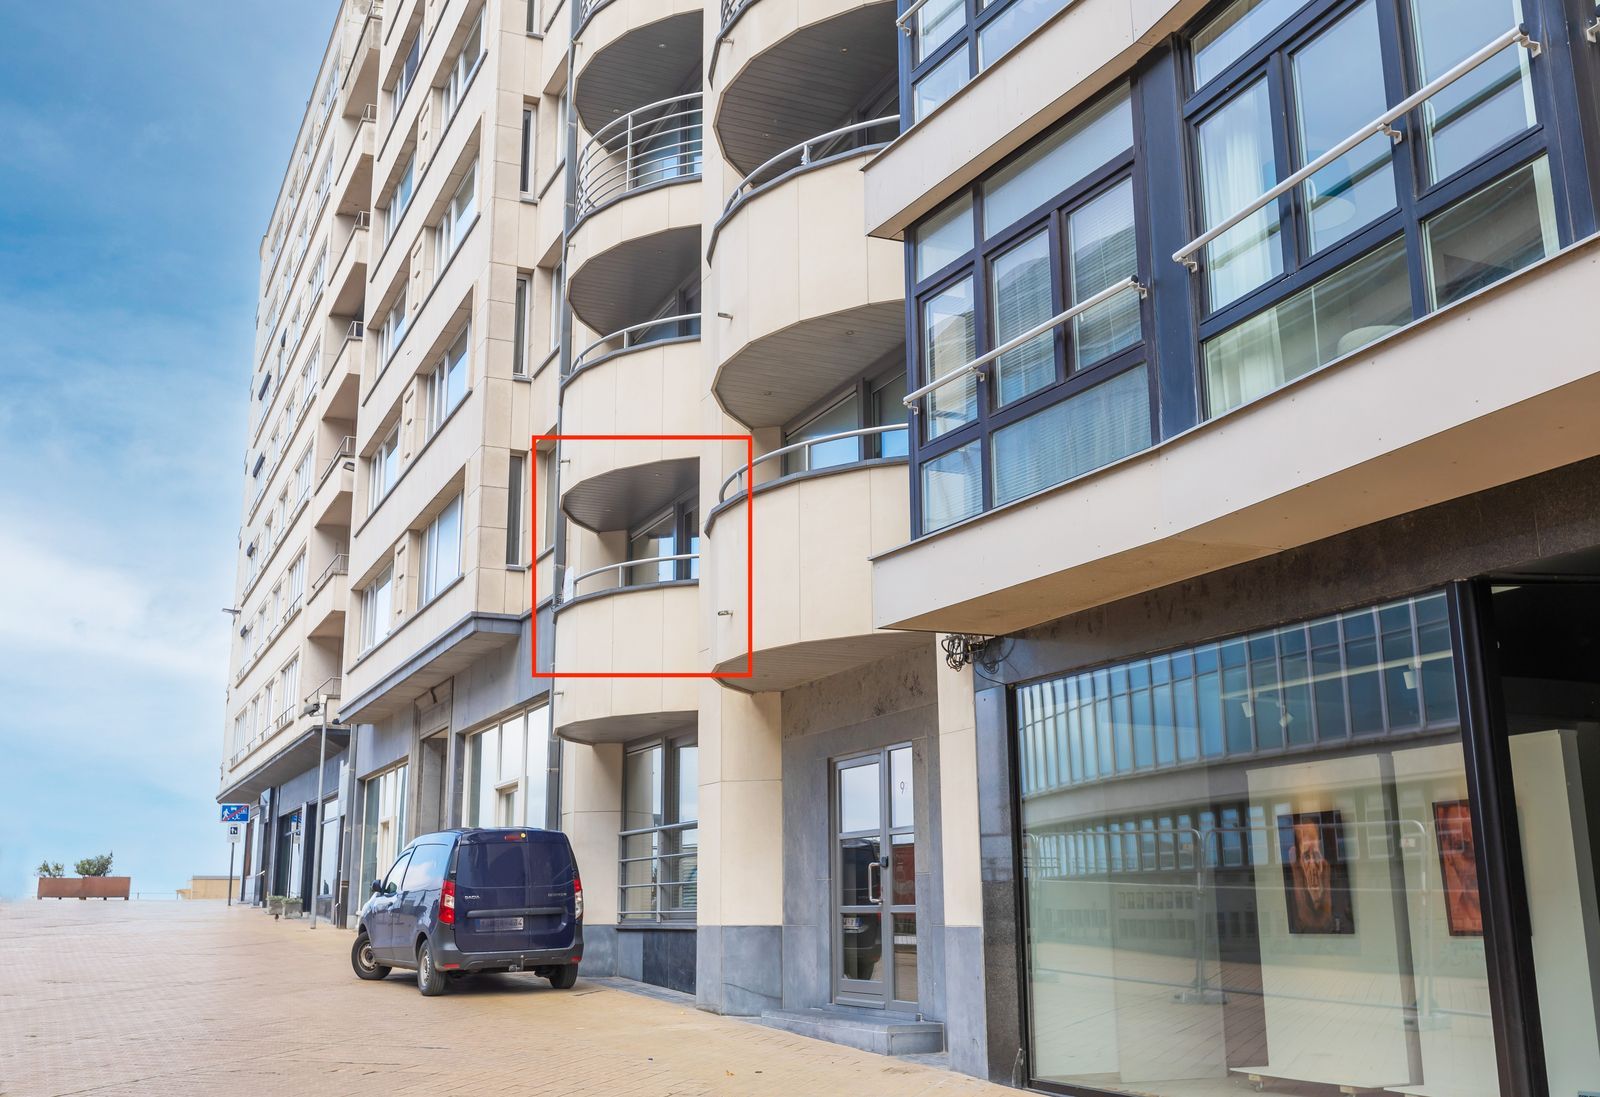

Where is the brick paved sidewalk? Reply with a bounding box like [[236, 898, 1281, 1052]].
[[0, 900, 1012, 1097]]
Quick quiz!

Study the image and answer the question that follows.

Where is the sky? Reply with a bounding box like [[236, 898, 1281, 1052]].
[[0, 1, 338, 899]]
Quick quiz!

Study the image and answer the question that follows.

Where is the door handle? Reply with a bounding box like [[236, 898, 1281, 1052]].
[[867, 860, 882, 905]]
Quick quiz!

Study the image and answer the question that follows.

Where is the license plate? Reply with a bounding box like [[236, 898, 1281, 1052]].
[[476, 916, 524, 932]]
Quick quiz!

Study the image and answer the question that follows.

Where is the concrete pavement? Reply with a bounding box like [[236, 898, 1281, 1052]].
[[0, 900, 1012, 1096]]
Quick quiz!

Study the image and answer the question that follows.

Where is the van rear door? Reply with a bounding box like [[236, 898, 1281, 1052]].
[[452, 831, 576, 954]]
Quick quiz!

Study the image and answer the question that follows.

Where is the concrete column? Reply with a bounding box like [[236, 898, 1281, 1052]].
[[695, 681, 784, 1015], [561, 738, 622, 972], [935, 652, 990, 1075]]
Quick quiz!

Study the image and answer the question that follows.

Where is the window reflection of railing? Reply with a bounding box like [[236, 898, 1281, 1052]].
[[574, 94, 703, 221], [717, 424, 908, 504], [618, 819, 698, 922]]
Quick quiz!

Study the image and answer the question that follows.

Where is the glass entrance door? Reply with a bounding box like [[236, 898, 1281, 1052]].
[[833, 746, 918, 1009]]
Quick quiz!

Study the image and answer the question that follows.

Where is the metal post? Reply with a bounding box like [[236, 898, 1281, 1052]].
[[227, 841, 235, 907], [308, 722, 329, 928]]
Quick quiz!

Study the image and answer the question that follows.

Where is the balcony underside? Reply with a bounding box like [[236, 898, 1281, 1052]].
[[555, 709, 698, 745], [574, 11, 701, 134], [220, 724, 351, 804], [338, 613, 523, 724], [714, 301, 903, 427], [563, 455, 698, 533], [715, 2, 897, 176], [872, 234, 1600, 636], [567, 223, 699, 338], [713, 633, 926, 693]]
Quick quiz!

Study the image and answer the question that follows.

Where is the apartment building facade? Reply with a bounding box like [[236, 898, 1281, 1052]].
[[223, 0, 1600, 1092], [865, 0, 1600, 1094]]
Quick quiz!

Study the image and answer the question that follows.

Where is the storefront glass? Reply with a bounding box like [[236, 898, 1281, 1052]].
[[462, 705, 554, 830], [1016, 591, 1500, 1095], [355, 763, 408, 909]]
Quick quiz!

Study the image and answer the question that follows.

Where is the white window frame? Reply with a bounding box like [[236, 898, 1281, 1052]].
[[424, 328, 470, 437], [442, 13, 485, 123], [370, 424, 400, 512], [436, 161, 478, 267], [421, 493, 464, 604], [384, 153, 417, 243], [360, 565, 394, 652]]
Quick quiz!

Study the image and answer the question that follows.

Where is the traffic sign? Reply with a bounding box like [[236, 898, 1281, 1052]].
[[220, 804, 249, 823], [226, 823, 243, 843]]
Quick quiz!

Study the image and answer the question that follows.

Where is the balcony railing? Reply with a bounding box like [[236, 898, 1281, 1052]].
[[717, 424, 908, 504], [568, 313, 702, 378], [323, 319, 364, 388], [574, 94, 703, 222], [311, 553, 349, 597], [318, 436, 355, 489], [1171, 24, 1541, 272], [618, 820, 698, 922], [708, 116, 898, 257], [904, 276, 1145, 414], [562, 553, 700, 601], [576, 0, 613, 29]]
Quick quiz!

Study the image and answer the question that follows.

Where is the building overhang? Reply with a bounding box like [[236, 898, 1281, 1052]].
[[337, 612, 525, 725], [872, 234, 1600, 635], [218, 725, 352, 805]]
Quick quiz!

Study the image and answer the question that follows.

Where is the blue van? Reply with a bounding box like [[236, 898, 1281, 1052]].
[[351, 827, 583, 996]]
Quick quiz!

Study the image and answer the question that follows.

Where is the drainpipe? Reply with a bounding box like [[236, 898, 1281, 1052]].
[[308, 723, 328, 928]]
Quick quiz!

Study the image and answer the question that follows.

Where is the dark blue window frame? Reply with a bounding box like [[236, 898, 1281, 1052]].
[[904, 79, 1160, 535], [901, 0, 1600, 539]]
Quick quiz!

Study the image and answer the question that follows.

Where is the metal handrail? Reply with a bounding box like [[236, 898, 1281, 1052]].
[[577, 0, 613, 27], [311, 553, 349, 596], [904, 275, 1145, 411], [569, 313, 702, 376], [565, 552, 699, 599], [895, 0, 947, 34], [318, 436, 355, 488], [1173, 24, 1540, 271], [618, 820, 697, 921], [618, 819, 698, 840], [574, 93, 703, 220], [718, 424, 908, 503], [723, 116, 897, 217], [304, 676, 342, 703]]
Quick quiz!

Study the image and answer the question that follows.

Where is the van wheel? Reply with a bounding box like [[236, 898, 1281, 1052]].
[[351, 932, 391, 981], [547, 963, 578, 989], [416, 940, 448, 996]]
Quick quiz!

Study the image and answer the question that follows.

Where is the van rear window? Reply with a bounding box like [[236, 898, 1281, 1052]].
[[457, 842, 527, 889]]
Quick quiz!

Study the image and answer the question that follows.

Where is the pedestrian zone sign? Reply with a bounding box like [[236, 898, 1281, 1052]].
[[220, 804, 249, 823], [227, 824, 243, 843]]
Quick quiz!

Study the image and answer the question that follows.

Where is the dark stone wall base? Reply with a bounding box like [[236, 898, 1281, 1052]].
[[696, 924, 782, 1015]]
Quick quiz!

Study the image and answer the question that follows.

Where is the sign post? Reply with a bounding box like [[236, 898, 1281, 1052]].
[[220, 805, 249, 907]]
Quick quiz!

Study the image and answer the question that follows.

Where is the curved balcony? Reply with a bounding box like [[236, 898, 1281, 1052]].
[[560, 326, 700, 533], [553, 557, 701, 744], [304, 553, 349, 640], [705, 426, 919, 691], [712, 0, 896, 175], [569, 312, 701, 378], [567, 95, 703, 340], [573, 5, 701, 131], [708, 122, 904, 428]]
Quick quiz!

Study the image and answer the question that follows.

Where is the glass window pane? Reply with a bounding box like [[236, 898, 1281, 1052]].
[[991, 366, 1150, 507], [524, 705, 552, 828], [921, 276, 977, 438], [921, 441, 982, 533], [915, 195, 974, 281], [676, 744, 699, 823], [892, 911, 918, 1001], [1197, 79, 1283, 311], [624, 746, 663, 832], [914, 47, 969, 122], [1292, 0, 1396, 253], [1068, 179, 1140, 369], [914, 0, 964, 63], [1204, 235, 1410, 417], [1192, 0, 1309, 87], [839, 763, 881, 833], [628, 512, 677, 585], [983, 88, 1132, 238], [872, 373, 910, 459], [977, 0, 1054, 70], [890, 747, 914, 829], [1018, 593, 1489, 1095], [1411, 0, 1536, 184], [1424, 156, 1557, 309], [784, 393, 862, 474], [990, 231, 1056, 406]]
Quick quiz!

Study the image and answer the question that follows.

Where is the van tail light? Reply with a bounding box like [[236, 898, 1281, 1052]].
[[440, 879, 457, 925], [573, 874, 583, 921]]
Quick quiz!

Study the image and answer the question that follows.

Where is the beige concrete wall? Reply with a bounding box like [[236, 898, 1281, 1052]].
[[694, 682, 784, 928], [561, 739, 624, 923]]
